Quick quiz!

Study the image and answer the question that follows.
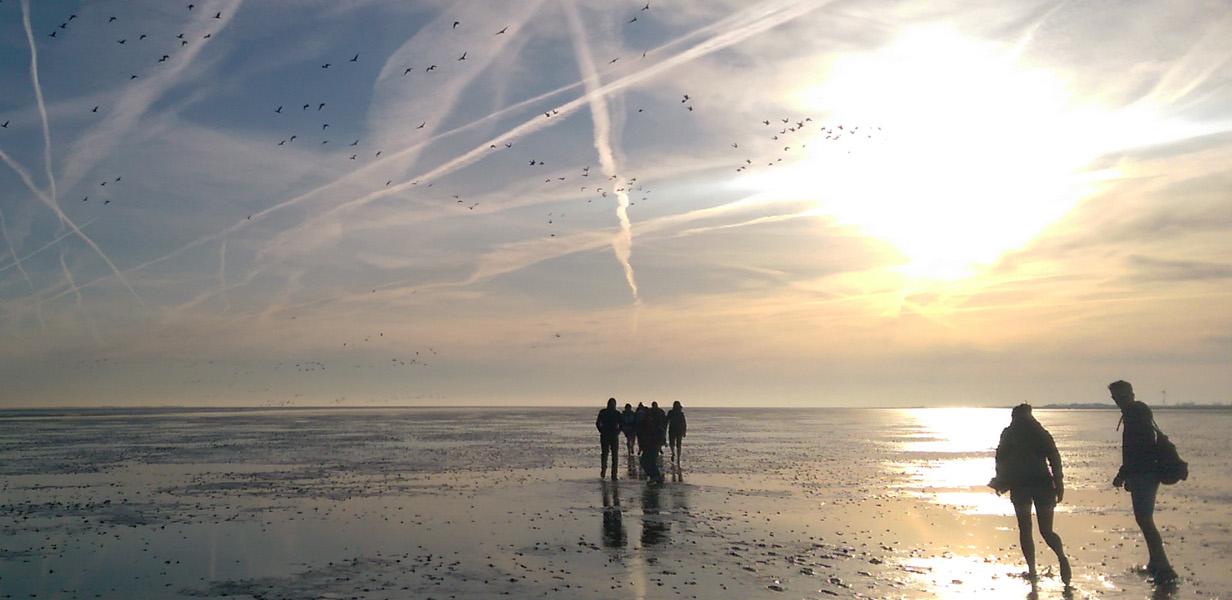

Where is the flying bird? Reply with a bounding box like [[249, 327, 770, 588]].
[[403, 67, 413, 76], [275, 105, 282, 113], [0, 120, 7, 128], [108, 16, 117, 22], [642, 2, 650, 9], [92, 106, 99, 113], [350, 54, 359, 62], [496, 26, 508, 34], [214, 12, 221, 19], [425, 65, 437, 71], [318, 103, 325, 110], [458, 51, 467, 61], [452, 20, 460, 29], [417, 121, 425, 129], [321, 63, 331, 69]]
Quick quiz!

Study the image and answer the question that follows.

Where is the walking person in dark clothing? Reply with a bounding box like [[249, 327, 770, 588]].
[[621, 403, 637, 457], [637, 407, 663, 483], [649, 401, 668, 449], [988, 404, 1071, 584], [596, 398, 623, 480], [1109, 380, 1177, 582], [667, 401, 687, 464]]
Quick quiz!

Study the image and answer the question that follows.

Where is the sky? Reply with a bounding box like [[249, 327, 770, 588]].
[[1, 0, 1229, 408]]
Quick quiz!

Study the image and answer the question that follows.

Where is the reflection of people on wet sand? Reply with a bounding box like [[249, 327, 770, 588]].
[[667, 401, 687, 464], [989, 403, 1071, 585], [640, 483, 669, 547], [601, 480, 625, 548], [596, 398, 623, 480], [1109, 380, 1178, 583]]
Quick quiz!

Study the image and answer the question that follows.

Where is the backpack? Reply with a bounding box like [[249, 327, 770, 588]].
[[1152, 420, 1189, 485]]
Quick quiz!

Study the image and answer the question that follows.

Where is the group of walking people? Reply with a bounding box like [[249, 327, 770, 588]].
[[595, 398, 686, 484], [989, 380, 1180, 585], [592, 379, 1182, 586]]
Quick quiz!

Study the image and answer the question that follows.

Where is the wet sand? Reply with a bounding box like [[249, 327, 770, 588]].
[[1, 407, 1229, 599]]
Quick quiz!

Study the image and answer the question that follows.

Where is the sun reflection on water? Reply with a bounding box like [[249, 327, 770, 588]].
[[895, 408, 1019, 516]]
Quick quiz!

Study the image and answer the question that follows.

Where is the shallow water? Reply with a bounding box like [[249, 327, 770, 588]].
[[1, 407, 1229, 598]]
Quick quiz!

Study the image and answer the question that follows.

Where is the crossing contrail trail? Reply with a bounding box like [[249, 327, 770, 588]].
[[0, 206, 46, 331], [14, 1, 144, 308], [33, 0, 834, 302], [0, 219, 95, 275], [565, 2, 638, 302]]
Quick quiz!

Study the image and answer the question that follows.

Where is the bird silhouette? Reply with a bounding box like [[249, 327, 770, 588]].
[[0, 120, 7, 128], [452, 20, 460, 29], [458, 51, 467, 61], [403, 67, 413, 76], [108, 16, 117, 22], [274, 105, 282, 113], [425, 65, 437, 71], [92, 106, 99, 113], [496, 26, 508, 34], [214, 11, 221, 18], [350, 54, 359, 62], [321, 63, 331, 69], [417, 122, 426, 129]]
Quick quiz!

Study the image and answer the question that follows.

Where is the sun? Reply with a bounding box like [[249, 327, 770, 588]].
[[760, 28, 1118, 281]]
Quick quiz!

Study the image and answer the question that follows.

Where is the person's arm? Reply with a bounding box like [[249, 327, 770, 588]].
[[681, 414, 687, 437], [990, 430, 1009, 494], [1044, 431, 1064, 502], [596, 411, 603, 433]]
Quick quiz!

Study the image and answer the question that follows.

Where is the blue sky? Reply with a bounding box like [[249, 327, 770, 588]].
[[1, 0, 1230, 406]]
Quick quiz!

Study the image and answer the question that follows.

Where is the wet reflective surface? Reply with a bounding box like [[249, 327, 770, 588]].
[[1, 407, 1229, 598]]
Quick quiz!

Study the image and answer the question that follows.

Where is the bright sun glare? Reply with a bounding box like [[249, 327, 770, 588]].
[[764, 28, 1123, 280]]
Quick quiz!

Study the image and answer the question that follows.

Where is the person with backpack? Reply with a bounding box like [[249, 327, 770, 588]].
[[621, 403, 638, 457], [667, 401, 687, 464], [1109, 380, 1177, 582], [596, 398, 623, 480], [988, 404, 1071, 584]]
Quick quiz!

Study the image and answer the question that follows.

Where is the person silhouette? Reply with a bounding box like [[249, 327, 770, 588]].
[[637, 405, 663, 484], [667, 401, 687, 464], [621, 403, 637, 457], [596, 398, 622, 480], [1109, 380, 1177, 583], [988, 404, 1071, 584]]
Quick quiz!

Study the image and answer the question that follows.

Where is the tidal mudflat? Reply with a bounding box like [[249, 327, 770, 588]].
[[1, 407, 1229, 599]]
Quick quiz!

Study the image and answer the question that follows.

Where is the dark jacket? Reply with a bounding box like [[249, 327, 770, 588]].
[[621, 408, 637, 435], [649, 406, 667, 445], [667, 408, 686, 437], [596, 407, 622, 437], [1117, 400, 1158, 477], [994, 417, 1062, 490]]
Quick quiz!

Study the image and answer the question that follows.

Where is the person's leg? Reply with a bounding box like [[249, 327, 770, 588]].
[[600, 436, 610, 478], [674, 436, 682, 462], [605, 436, 619, 478], [1011, 490, 1037, 578], [1034, 492, 1070, 584], [1129, 475, 1172, 576]]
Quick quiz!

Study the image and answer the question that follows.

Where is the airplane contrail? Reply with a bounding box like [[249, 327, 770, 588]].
[[20, 0, 58, 218], [565, 2, 638, 302], [33, 0, 834, 302], [60, 246, 101, 343], [218, 236, 229, 311], [0, 206, 46, 331], [0, 218, 95, 275], [12, 3, 146, 308], [248, 0, 833, 266]]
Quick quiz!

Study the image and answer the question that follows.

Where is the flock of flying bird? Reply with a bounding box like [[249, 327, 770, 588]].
[[2, 1, 886, 370]]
